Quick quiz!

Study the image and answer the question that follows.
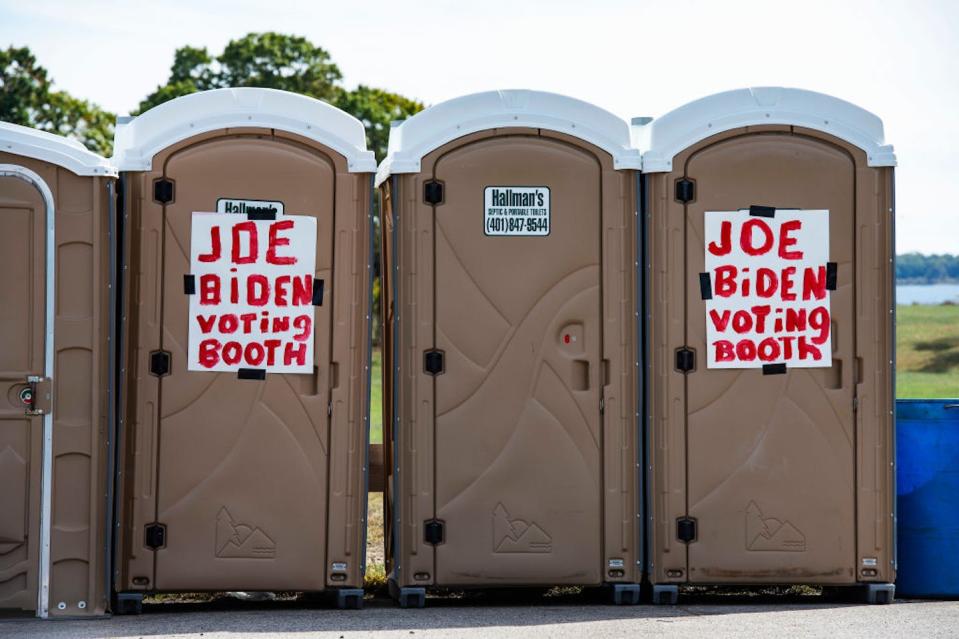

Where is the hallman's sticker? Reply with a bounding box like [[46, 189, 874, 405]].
[[217, 198, 285, 216], [484, 186, 550, 236]]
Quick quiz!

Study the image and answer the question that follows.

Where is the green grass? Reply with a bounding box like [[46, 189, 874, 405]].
[[370, 349, 382, 444], [897, 304, 959, 398]]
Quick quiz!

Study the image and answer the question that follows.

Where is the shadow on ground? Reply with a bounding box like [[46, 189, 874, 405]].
[[915, 336, 959, 372]]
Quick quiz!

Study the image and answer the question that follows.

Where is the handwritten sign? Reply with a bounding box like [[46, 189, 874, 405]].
[[704, 209, 832, 369], [187, 212, 317, 374]]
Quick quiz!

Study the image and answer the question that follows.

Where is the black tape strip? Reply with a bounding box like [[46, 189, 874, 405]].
[[749, 205, 776, 218], [826, 262, 838, 290], [183, 274, 196, 295], [247, 211, 276, 221], [237, 368, 266, 380], [313, 279, 325, 306], [699, 272, 712, 300], [762, 363, 787, 375]]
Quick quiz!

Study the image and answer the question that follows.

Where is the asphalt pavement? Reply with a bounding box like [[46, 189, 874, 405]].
[[3, 595, 958, 639]]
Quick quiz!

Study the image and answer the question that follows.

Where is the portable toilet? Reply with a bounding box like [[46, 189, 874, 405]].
[[377, 90, 643, 607], [0, 122, 118, 617], [111, 88, 376, 611], [637, 87, 896, 604]]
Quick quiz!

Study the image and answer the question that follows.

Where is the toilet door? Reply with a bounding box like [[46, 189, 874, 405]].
[[0, 168, 49, 611], [431, 135, 604, 586]]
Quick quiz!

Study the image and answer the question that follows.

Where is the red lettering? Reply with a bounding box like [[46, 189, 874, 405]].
[[222, 341, 243, 365], [780, 266, 797, 301], [291, 275, 313, 306], [714, 340, 735, 362], [740, 219, 774, 256], [274, 275, 290, 306], [785, 308, 807, 332], [272, 316, 291, 333], [263, 339, 282, 366], [240, 313, 257, 334], [200, 274, 221, 305], [292, 315, 312, 341], [758, 337, 780, 362], [802, 266, 827, 301], [707, 221, 732, 256], [218, 313, 238, 334], [231, 221, 258, 264], [198, 225, 222, 262], [709, 309, 731, 331], [247, 274, 270, 306], [732, 310, 752, 334], [267, 220, 297, 265], [756, 268, 778, 298], [778, 220, 803, 259], [809, 306, 831, 345], [714, 265, 737, 297], [798, 336, 823, 361], [284, 341, 308, 366], [244, 342, 266, 366], [778, 335, 795, 359], [735, 339, 757, 361], [751, 305, 771, 333], [199, 339, 220, 368], [197, 314, 216, 334]]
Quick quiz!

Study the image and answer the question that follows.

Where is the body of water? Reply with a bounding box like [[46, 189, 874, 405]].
[[897, 284, 959, 305]]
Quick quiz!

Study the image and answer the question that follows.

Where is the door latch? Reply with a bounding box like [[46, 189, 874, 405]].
[[24, 376, 52, 416]]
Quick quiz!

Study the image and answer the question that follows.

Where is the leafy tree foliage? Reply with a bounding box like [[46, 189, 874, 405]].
[[138, 33, 422, 160], [337, 85, 423, 163], [897, 253, 959, 283], [0, 46, 114, 155]]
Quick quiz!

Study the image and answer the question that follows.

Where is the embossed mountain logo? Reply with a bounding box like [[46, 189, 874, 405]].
[[215, 507, 276, 559], [745, 501, 806, 552], [493, 503, 552, 553]]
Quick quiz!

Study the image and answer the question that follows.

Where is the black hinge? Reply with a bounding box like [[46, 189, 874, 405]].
[[677, 517, 697, 543], [424, 519, 445, 545], [424, 180, 444, 205], [675, 347, 695, 373], [149, 350, 171, 377], [145, 523, 167, 549], [424, 349, 445, 376], [675, 178, 695, 203], [153, 178, 175, 204]]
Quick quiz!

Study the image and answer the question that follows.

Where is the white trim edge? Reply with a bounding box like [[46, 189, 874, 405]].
[[0, 165, 55, 619], [0, 123, 117, 177], [635, 87, 896, 173], [375, 90, 640, 187], [112, 88, 376, 173]]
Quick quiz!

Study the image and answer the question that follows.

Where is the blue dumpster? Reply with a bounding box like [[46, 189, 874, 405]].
[[896, 399, 959, 597]]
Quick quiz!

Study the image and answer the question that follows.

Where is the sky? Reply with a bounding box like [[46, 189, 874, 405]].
[[1, 0, 956, 254]]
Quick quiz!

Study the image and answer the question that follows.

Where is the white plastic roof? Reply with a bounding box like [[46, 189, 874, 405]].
[[0, 121, 117, 177], [636, 87, 896, 173], [112, 87, 376, 173], [375, 89, 641, 186]]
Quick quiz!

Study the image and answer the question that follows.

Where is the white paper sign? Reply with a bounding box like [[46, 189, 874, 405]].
[[484, 186, 550, 236], [187, 212, 317, 374], [703, 209, 832, 369]]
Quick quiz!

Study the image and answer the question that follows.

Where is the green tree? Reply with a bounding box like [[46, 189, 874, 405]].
[[335, 85, 423, 162], [0, 46, 114, 155], [137, 33, 423, 161]]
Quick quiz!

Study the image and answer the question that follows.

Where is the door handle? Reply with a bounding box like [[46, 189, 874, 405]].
[[24, 376, 51, 416]]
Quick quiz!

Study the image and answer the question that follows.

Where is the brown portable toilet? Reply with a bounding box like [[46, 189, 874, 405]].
[[377, 90, 643, 607], [0, 123, 118, 617], [111, 88, 376, 611], [637, 87, 896, 604]]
